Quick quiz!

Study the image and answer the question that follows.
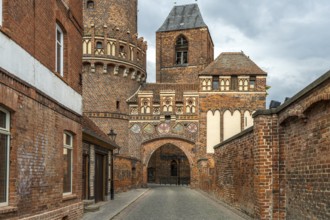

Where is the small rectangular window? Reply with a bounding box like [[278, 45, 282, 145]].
[[116, 101, 120, 110], [250, 77, 256, 89], [56, 24, 64, 76], [165, 115, 171, 121], [0, 107, 10, 206], [231, 76, 238, 90], [63, 132, 73, 195], [212, 76, 219, 90]]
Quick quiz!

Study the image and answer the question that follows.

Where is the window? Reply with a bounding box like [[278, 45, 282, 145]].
[[0, 0, 3, 26], [56, 24, 64, 76], [212, 76, 219, 90], [96, 41, 103, 49], [0, 107, 10, 206], [63, 132, 73, 194], [231, 76, 238, 90], [87, 0, 94, 9], [119, 45, 126, 58], [250, 77, 256, 90], [175, 36, 188, 65], [116, 101, 120, 110], [165, 115, 171, 122]]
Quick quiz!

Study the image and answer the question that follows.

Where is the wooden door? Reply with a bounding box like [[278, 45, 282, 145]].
[[95, 153, 105, 203], [82, 154, 89, 200]]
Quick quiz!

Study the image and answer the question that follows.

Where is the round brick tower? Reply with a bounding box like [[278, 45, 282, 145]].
[[82, 0, 147, 155]]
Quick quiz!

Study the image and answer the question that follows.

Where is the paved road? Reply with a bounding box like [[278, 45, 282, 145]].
[[113, 185, 248, 220]]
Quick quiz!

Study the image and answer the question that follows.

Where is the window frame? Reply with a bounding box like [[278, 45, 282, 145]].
[[63, 132, 73, 195], [250, 77, 256, 90], [212, 76, 219, 90], [0, 0, 3, 26], [0, 107, 10, 207], [96, 41, 103, 49], [175, 36, 188, 65], [56, 23, 64, 76]]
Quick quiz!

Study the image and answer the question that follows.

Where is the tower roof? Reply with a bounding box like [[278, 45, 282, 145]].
[[199, 52, 267, 76], [157, 4, 207, 32]]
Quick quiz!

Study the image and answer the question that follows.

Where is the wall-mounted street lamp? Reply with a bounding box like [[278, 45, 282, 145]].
[[107, 128, 117, 200], [107, 128, 117, 142]]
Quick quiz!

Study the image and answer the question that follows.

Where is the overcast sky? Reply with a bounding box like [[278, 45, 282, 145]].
[[137, 0, 330, 107]]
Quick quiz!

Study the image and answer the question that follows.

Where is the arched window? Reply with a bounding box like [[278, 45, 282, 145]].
[[87, 0, 94, 9], [171, 160, 178, 176], [0, 107, 10, 205], [175, 36, 188, 65]]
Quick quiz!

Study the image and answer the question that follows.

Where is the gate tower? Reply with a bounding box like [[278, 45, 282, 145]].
[[82, 0, 147, 155]]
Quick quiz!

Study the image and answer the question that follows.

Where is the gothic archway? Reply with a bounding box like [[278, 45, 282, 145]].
[[141, 138, 197, 187], [147, 144, 191, 185]]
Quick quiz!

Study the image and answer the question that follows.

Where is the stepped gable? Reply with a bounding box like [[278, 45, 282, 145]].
[[157, 4, 207, 32], [127, 83, 199, 103], [200, 52, 267, 76]]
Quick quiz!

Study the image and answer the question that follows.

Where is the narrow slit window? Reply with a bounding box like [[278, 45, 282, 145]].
[[63, 132, 73, 195], [56, 24, 64, 76], [0, 107, 10, 206]]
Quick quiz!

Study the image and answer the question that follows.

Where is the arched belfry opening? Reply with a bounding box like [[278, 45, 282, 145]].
[[175, 35, 188, 65], [147, 144, 190, 185]]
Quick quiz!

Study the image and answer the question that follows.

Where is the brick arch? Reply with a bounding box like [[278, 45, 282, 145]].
[[141, 138, 197, 186], [278, 104, 304, 125], [174, 34, 189, 44], [302, 92, 330, 113]]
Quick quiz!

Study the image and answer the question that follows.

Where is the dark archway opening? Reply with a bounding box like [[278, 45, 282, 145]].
[[147, 144, 190, 185]]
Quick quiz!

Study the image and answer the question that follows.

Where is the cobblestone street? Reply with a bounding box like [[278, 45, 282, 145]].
[[113, 185, 249, 220]]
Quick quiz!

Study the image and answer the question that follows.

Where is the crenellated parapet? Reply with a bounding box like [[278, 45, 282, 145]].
[[83, 25, 147, 82]]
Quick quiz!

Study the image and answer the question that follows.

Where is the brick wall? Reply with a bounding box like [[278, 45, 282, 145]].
[[1, 0, 83, 93], [83, 0, 137, 34], [114, 156, 142, 192], [0, 71, 83, 219], [214, 128, 256, 217], [0, 0, 83, 219], [212, 71, 330, 219], [156, 28, 214, 84]]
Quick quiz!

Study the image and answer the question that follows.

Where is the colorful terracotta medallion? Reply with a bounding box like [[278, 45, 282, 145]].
[[130, 124, 141, 133], [144, 124, 155, 134], [187, 123, 198, 133], [157, 123, 170, 134], [172, 123, 184, 134]]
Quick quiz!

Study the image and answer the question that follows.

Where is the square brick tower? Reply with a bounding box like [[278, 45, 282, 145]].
[[156, 4, 214, 84]]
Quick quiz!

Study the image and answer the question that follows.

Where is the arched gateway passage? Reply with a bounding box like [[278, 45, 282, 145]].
[[142, 138, 197, 187], [147, 144, 190, 185]]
